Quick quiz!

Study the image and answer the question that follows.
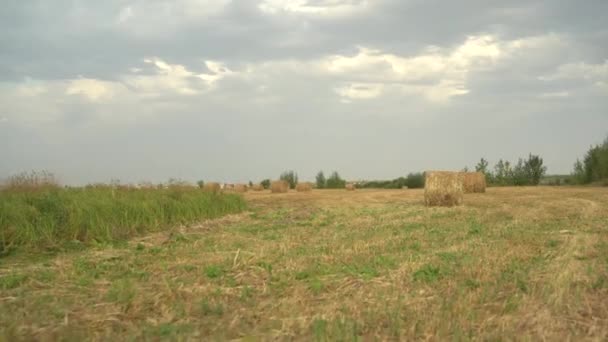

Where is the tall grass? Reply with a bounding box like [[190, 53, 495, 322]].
[[0, 186, 246, 252]]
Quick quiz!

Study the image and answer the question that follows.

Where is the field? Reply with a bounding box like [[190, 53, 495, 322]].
[[1, 187, 607, 340]]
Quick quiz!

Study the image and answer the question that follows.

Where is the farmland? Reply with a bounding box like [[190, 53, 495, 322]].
[[1, 187, 608, 340]]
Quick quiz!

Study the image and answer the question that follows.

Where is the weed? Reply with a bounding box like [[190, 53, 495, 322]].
[[413, 264, 442, 283], [204, 265, 225, 279]]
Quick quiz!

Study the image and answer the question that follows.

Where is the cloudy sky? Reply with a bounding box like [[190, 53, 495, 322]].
[[1, 0, 607, 184]]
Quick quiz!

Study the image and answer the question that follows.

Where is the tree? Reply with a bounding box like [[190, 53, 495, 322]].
[[261, 179, 271, 189], [512, 158, 529, 186], [326, 171, 346, 189], [315, 171, 326, 189], [475, 158, 489, 174], [197, 180, 205, 189], [475, 157, 493, 183], [248, 180, 253, 187], [493, 159, 513, 186], [280, 171, 298, 189], [572, 135, 608, 184], [524, 154, 547, 185], [406, 172, 425, 189]]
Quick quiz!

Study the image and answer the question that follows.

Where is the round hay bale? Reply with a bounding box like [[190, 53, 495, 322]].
[[424, 171, 464, 207], [345, 183, 356, 191], [296, 182, 313, 192], [461, 172, 486, 193], [270, 180, 289, 193], [234, 184, 248, 193], [203, 182, 221, 194], [251, 184, 264, 191]]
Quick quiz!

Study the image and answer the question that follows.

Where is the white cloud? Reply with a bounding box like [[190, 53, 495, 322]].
[[321, 35, 505, 102], [335, 82, 384, 102], [540, 60, 608, 81], [539, 91, 570, 99], [259, 0, 371, 17], [125, 58, 233, 96], [66, 78, 123, 102]]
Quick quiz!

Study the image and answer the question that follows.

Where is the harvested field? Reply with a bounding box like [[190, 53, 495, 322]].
[[234, 184, 248, 193], [251, 184, 264, 191], [296, 182, 313, 192], [2, 187, 608, 340]]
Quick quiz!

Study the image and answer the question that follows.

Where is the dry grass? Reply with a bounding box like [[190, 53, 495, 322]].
[[2, 187, 608, 340], [425, 171, 464, 207], [463, 172, 487, 193], [251, 184, 264, 192], [296, 182, 313, 192], [271, 180, 289, 193], [234, 184, 248, 193], [203, 182, 221, 194]]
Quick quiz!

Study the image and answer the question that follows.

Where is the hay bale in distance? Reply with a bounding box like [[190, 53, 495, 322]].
[[234, 184, 248, 193], [203, 182, 221, 194], [251, 184, 264, 191], [462, 172, 486, 193], [271, 180, 289, 193], [345, 183, 356, 191], [296, 182, 313, 192], [424, 171, 464, 207]]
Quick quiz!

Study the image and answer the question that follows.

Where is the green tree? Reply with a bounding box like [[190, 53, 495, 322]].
[[261, 179, 271, 189], [524, 154, 547, 185], [315, 171, 326, 189], [280, 171, 298, 189], [572, 135, 608, 184], [475, 158, 489, 174], [511, 158, 529, 186], [493, 159, 512, 186], [406, 173, 425, 189], [572, 159, 586, 184], [197, 180, 205, 189], [326, 171, 346, 189], [476, 157, 493, 183]]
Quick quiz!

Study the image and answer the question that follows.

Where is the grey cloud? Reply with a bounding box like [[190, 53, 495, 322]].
[[1, 0, 607, 184]]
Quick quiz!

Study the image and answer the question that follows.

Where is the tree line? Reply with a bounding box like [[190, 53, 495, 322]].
[[251, 135, 608, 190], [571, 135, 608, 185], [473, 154, 547, 186]]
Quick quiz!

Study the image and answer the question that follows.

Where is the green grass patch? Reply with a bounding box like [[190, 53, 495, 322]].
[[0, 187, 246, 251]]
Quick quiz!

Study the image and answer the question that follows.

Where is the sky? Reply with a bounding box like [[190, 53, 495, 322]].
[[1, 0, 607, 185]]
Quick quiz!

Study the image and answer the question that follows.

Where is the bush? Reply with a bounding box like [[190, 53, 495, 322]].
[[406, 173, 425, 189], [260, 179, 271, 189], [326, 171, 346, 189]]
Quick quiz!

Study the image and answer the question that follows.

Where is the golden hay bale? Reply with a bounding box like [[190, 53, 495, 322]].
[[251, 184, 264, 191], [270, 180, 289, 193], [295, 182, 313, 192], [203, 182, 221, 194], [424, 171, 464, 207], [234, 184, 248, 193], [345, 183, 356, 191], [462, 172, 486, 193]]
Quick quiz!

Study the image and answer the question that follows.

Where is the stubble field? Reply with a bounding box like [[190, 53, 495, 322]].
[[1, 187, 607, 340]]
